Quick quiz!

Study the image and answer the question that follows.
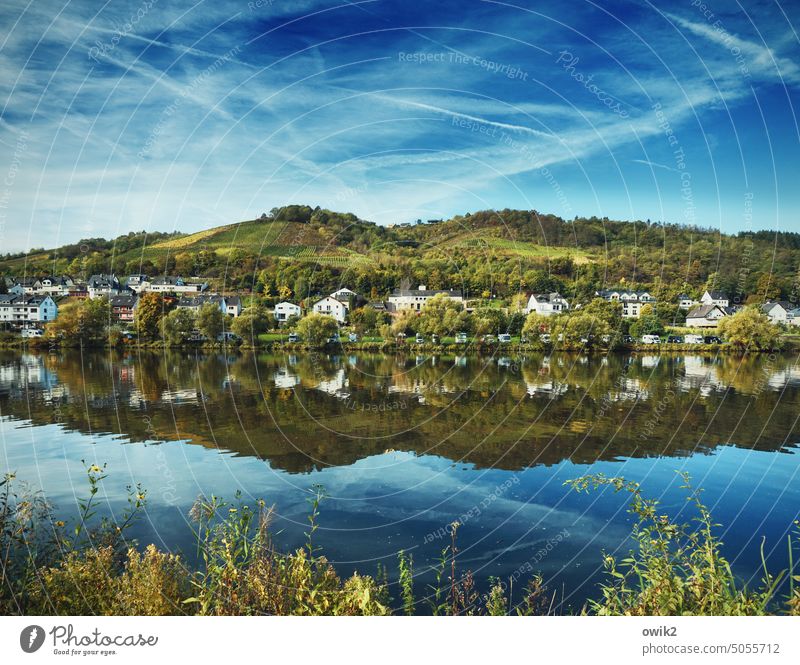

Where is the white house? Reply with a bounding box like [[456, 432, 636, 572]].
[[686, 304, 729, 328], [388, 285, 464, 312], [176, 294, 241, 317], [313, 296, 348, 323], [274, 302, 301, 324], [87, 274, 122, 299], [39, 276, 74, 296], [596, 289, 656, 318], [677, 294, 697, 310], [125, 274, 149, 293], [0, 295, 58, 326], [142, 276, 208, 294], [761, 301, 800, 326], [330, 287, 357, 302], [700, 290, 729, 307], [525, 292, 569, 316]]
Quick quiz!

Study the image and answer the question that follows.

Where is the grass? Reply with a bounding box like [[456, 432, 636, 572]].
[[2, 468, 799, 615]]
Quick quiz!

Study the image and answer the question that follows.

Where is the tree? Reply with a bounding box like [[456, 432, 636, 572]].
[[46, 297, 110, 344], [561, 313, 610, 347], [197, 303, 224, 342], [630, 314, 664, 339], [416, 293, 463, 336], [230, 305, 272, 343], [473, 308, 507, 335], [296, 313, 339, 346], [522, 312, 552, 338], [350, 306, 378, 335], [718, 306, 781, 350], [136, 293, 168, 339], [0, 278, 7, 295], [160, 308, 196, 345]]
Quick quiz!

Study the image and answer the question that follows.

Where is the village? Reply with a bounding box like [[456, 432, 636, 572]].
[[1, 271, 798, 346]]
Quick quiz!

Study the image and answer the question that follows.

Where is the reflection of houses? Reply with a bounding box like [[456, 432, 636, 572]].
[[595, 289, 656, 318], [388, 285, 463, 312], [678, 355, 723, 395], [525, 292, 569, 316], [315, 368, 348, 395], [685, 304, 728, 328], [273, 367, 301, 389]]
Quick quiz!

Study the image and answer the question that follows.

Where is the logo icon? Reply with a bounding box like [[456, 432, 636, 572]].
[[20, 625, 45, 653]]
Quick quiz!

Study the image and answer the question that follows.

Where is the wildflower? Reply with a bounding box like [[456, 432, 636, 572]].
[[54, 520, 65, 528], [88, 465, 102, 473]]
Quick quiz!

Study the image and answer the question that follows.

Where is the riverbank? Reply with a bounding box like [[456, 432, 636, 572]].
[[2, 468, 799, 616]]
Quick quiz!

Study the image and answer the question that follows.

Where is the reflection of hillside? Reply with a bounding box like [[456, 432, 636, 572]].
[[1, 350, 798, 474]]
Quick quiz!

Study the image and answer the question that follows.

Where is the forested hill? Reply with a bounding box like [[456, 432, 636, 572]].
[[1, 205, 798, 303]]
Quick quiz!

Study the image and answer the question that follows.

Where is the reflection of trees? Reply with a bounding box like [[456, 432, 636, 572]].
[[1, 350, 798, 474]]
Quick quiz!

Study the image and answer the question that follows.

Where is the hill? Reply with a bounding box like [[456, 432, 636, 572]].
[[1, 206, 798, 304]]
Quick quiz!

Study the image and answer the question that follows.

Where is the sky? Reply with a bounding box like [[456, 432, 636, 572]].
[[0, 0, 798, 252]]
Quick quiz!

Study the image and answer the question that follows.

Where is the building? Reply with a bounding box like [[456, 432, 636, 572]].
[[700, 290, 729, 307], [274, 301, 301, 323], [176, 294, 241, 317], [525, 292, 569, 316], [330, 287, 357, 302], [388, 285, 464, 312], [109, 294, 137, 323], [685, 304, 729, 328], [596, 289, 656, 318], [87, 274, 122, 299], [125, 275, 149, 293], [0, 294, 58, 326], [761, 301, 800, 326], [312, 296, 348, 323], [677, 294, 697, 310], [142, 276, 208, 294], [39, 276, 75, 296]]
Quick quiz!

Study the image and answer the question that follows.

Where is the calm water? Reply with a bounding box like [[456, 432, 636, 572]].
[[2, 348, 800, 611]]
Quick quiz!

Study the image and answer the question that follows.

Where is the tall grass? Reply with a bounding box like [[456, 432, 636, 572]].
[[1, 468, 798, 615]]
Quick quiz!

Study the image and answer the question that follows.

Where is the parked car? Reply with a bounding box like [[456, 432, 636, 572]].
[[704, 335, 722, 344], [327, 333, 340, 344], [21, 328, 43, 338], [641, 334, 661, 344], [498, 333, 512, 343], [431, 333, 439, 344], [288, 332, 300, 343], [415, 333, 424, 344], [217, 331, 240, 342], [685, 334, 704, 344], [622, 335, 635, 344], [481, 334, 496, 343], [348, 332, 358, 343], [539, 333, 551, 343], [455, 332, 468, 344], [667, 335, 683, 343]]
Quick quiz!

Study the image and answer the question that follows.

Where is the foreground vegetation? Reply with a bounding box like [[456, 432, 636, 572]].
[[2, 467, 799, 616]]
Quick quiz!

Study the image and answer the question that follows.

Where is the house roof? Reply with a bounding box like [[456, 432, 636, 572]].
[[275, 301, 300, 308], [313, 295, 346, 306], [705, 290, 728, 299], [88, 274, 120, 288], [110, 295, 137, 307], [389, 288, 462, 297], [530, 292, 566, 303], [687, 304, 726, 319]]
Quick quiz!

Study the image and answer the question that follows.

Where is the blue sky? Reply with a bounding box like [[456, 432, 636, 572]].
[[0, 0, 798, 251]]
